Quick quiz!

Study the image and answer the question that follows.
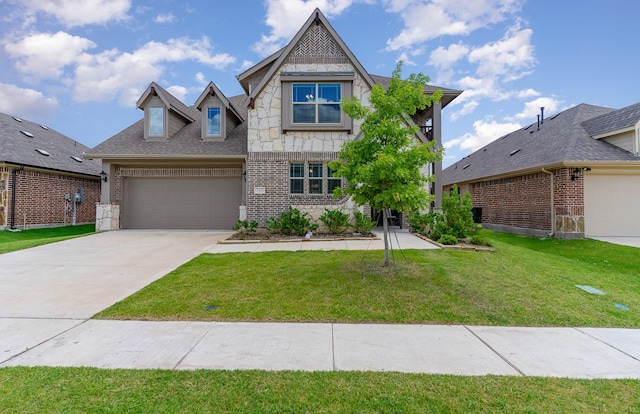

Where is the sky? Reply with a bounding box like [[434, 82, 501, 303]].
[[1, 0, 639, 167]]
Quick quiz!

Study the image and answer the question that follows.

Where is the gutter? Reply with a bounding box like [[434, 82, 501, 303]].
[[10, 165, 24, 230], [541, 168, 554, 237]]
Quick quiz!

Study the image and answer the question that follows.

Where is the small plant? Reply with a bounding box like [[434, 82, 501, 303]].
[[319, 209, 350, 234], [279, 207, 318, 236], [440, 185, 475, 239], [408, 211, 436, 235], [352, 211, 376, 234], [232, 220, 258, 239], [469, 234, 492, 247], [438, 234, 458, 245], [264, 216, 282, 234]]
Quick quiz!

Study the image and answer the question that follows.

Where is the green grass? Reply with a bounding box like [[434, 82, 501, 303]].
[[0, 224, 95, 254], [96, 230, 640, 327], [1, 367, 639, 413]]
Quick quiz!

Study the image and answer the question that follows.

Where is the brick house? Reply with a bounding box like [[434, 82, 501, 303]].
[[442, 102, 640, 238], [87, 8, 461, 230], [0, 112, 101, 230]]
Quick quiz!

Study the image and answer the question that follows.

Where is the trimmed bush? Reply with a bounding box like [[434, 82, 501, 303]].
[[438, 234, 458, 245], [279, 208, 318, 236], [319, 209, 350, 234], [352, 211, 376, 234]]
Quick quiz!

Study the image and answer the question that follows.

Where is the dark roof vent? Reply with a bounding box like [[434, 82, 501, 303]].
[[35, 148, 50, 156], [463, 164, 470, 169], [20, 130, 34, 138], [13, 116, 23, 122], [509, 149, 521, 156], [71, 156, 83, 163], [40, 125, 49, 130]]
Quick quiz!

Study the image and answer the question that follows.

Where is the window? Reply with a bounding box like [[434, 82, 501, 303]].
[[327, 167, 341, 194], [309, 163, 323, 194], [289, 162, 342, 195], [290, 163, 304, 194], [280, 72, 354, 132], [149, 107, 164, 136], [206, 107, 221, 136], [292, 83, 341, 124]]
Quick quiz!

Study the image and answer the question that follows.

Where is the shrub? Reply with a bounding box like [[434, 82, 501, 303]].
[[438, 234, 458, 245], [264, 216, 282, 234], [353, 211, 377, 234], [469, 234, 492, 247], [440, 185, 475, 239], [319, 209, 350, 234], [232, 220, 258, 239], [279, 208, 318, 236]]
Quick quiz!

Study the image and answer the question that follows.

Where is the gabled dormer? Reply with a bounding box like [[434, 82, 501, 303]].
[[194, 82, 244, 141], [136, 82, 195, 141]]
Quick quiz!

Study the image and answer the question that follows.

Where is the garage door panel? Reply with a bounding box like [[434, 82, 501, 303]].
[[124, 177, 242, 229], [584, 174, 640, 237]]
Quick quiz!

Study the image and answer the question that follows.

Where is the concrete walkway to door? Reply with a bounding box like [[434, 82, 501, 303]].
[[0, 230, 230, 319]]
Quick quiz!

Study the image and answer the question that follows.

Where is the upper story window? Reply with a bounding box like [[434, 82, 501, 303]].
[[149, 107, 164, 136], [207, 107, 221, 136], [292, 83, 341, 124], [281, 72, 354, 133]]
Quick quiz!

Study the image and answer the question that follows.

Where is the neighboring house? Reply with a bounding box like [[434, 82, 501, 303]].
[[0, 112, 101, 230], [86, 8, 461, 230], [442, 102, 640, 238]]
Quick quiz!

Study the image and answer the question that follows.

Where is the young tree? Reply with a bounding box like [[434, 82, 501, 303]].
[[330, 62, 443, 266]]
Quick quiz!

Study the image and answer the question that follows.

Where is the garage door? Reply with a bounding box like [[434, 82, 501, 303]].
[[123, 177, 242, 229], [584, 173, 640, 237]]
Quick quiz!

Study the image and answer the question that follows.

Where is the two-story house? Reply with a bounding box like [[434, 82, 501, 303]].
[[87, 8, 461, 230]]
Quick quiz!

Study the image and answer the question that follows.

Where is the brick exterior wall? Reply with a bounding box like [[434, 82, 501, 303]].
[[246, 151, 350, 224], [3, 167, 100, 229], [466, 168, 584, 237]]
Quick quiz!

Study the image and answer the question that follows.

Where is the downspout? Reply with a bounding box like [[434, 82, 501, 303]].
[[541, 168, 554, 237], [10, 165, 24, 230]]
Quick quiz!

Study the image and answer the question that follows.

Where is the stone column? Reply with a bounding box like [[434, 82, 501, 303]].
[[432, 100, 443, 209]]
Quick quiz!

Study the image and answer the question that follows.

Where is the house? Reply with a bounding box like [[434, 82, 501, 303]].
[[86, 8, 462, 231], [0, 112, 102, 230], [442, 102, 640, 238]]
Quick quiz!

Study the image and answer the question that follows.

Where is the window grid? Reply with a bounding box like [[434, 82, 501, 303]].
[[292, 83, 341, 124], [289, 162, 341, 195]]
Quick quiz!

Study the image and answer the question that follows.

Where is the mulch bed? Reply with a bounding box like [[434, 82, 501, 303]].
[[222, 229, 378, 243]]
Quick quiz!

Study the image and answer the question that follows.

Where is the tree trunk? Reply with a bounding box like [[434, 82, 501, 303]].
[[383, 208, 390, 266]]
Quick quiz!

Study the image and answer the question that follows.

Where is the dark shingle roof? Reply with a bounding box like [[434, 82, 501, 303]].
[[581, 101, 640, 137], [0, 112, 101, 176], [443, 103, 640, 185], [87, 94, 248, 158]]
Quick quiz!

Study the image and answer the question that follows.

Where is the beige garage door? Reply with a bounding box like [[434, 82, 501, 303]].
[[584, 173, 640, 237], [124, 177, 242, 229]]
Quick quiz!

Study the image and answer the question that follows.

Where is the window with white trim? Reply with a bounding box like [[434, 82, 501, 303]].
[[206, 107, 221, 136], [149, 107, 164, 136], [289, 162, 342, 195], [290, 163, 305, 194]]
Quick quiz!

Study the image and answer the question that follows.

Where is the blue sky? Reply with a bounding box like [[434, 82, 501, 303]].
[[1, 0, 639, 167]]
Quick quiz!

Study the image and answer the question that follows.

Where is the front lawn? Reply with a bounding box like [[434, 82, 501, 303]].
[[1, 367, 638, 413], [96, 230, 640, 327], [0, 224, 95, 254]]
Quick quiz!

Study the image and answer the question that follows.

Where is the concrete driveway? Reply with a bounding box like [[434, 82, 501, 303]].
[[0, 230, 230, 319]]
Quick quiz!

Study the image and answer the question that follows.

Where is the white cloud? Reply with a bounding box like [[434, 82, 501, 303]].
[[195, 72, 206, 85], [73, 37, 236, 105], [517, 88, 540, 99], [166, 85, 188, 101], [18, 0, 131, 27], [429, 42, 469, 69], [4, 31, 96, 81], [0, 83, 59, 118], [513, 96, 562, 120], [386, 0, 523, 50], [252, 0, 369, 57], [445, 118, 521, 152], [468, 25, 534, 79], [155, 13, 175, 24]]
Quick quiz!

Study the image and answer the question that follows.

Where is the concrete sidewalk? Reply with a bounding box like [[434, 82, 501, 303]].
[[3, 320, 640, 378]]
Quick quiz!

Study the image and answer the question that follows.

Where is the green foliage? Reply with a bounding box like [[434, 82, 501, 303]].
[[469, 234, 492, 247], [330, 61, 443, 215], [278, 208, 318, 236], [0, 224, 95, 254], [232, 220, 258, 239], [352, 211, 377, 234], [264, 216, 282, 234], [438, 234, 458, 245], [318, 209, 350, 234], [440, 185, 475, 239], [407, 210, 434, 235]]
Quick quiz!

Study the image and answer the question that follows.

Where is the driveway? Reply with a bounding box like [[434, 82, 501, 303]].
[[0, 230, 230, 319]]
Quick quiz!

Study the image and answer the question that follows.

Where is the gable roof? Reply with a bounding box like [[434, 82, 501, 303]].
[[582, 101, 640, 138], [369, 74, 462, 110], [239, 8, 376, 106], [87, 94, 248, 159], [136, 82, 195, 123], [443, 103, 640, 185], [195, 81, 244, 122], [0, 112, 101, 176]]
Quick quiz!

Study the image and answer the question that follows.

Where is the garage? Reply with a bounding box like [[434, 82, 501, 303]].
[[584, 172, 640, 237], [123, 177, 242, 229]]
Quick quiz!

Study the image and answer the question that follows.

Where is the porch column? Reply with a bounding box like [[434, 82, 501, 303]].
[[432, 100, 443, 209]]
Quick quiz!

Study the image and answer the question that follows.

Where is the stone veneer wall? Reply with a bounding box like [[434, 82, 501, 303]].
[[0, 167, 9, 227], [469, 168, 585, 237], [4, 168, 100, 229]]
